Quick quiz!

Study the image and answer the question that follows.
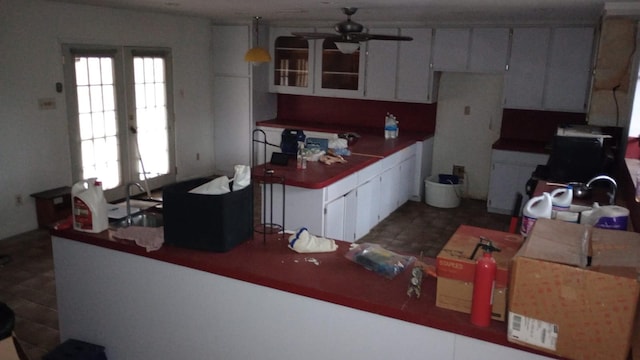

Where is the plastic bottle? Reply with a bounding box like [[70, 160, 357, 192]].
[[551, 185, 573, 211], [296, 141, 306, 170], [520, 192, 552, 237], [384, 113, 397, 139], [72, 178, 108, 233]]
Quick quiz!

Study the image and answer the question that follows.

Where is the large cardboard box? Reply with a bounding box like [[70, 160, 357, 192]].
[[508, 218, 640, 360], [436, 225, 524, 321]]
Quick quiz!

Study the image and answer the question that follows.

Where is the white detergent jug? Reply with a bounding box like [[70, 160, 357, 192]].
[[521, 192, 552, 237], [72, 178, 108, 233], [551, 186, 573, 211]]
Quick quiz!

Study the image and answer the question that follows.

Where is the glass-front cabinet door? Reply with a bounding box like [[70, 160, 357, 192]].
[[314, 29, 365, 97], [269, 28, 314, 94]]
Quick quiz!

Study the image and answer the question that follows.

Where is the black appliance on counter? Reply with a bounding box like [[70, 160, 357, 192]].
[[525, 125, 622, 197]]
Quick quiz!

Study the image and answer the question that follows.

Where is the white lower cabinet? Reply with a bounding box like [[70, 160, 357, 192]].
[[264, 143, 418, 242], [487, 150, 549, 215]]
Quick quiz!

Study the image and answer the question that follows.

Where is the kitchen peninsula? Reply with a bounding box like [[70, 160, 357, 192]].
[[51, 226, 556, 360], [254, 120, 434, 242]]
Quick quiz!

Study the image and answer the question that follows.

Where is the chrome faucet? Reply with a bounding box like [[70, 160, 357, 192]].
[[126, 182, 145, 225], [585, 175, 617, 205]]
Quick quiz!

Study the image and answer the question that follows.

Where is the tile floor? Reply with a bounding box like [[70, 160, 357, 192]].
[[0, 197, 510, 359]]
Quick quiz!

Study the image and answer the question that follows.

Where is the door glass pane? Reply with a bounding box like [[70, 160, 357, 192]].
[[74, 55, 120, 189], [133, 56, 170, 180]]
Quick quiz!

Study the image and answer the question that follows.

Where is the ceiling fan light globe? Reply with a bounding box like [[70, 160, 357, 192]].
[[335, 42, 360, 54]]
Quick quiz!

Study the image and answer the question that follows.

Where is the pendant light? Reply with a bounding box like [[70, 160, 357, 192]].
[[244, 16, 271, 63]]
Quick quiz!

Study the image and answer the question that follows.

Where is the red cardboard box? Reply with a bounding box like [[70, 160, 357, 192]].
[[508, 218, 640, 360], [435, 225, 524, 321]]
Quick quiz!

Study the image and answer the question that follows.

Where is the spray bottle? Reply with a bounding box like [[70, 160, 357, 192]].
[[470, 237, 501, 327]]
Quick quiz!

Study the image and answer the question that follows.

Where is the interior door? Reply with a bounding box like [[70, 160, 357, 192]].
[[432, 73, 504, 199]]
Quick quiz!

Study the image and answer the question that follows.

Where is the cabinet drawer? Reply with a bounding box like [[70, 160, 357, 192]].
[[357, 160, 382, 185]]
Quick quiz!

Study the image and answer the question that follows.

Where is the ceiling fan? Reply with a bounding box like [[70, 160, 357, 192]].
[[292, 7, 413, 54]]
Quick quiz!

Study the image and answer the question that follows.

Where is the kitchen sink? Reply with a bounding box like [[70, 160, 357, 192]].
[[110, 212, 163, 229]]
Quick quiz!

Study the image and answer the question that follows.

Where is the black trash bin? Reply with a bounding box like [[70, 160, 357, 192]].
[[43, 339, 107, 360]]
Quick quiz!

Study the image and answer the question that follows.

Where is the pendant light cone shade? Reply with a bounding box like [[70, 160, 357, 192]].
[[244, 47, 271, 62], [245, 16, 271, 63]]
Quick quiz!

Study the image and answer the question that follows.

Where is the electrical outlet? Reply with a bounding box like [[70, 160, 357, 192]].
[[15, 194, 23, 206], [464, 105, 471, 115], [453, 165, 465, 179]]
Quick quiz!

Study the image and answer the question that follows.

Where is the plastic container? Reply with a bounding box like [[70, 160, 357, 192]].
[[425, 176, 462, 208], [551, 186, 573, 211], [384, 113, 398, 139], [520, 192, 552, 237], [583, 204, 629, 231], [71, 178, 108, 233]]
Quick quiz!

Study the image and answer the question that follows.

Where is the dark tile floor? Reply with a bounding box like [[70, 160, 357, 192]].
[[0, 197, 510, 359]]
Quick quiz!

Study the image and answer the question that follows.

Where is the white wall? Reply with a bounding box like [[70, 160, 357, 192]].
[[432, 72, 504, 200], [0, 0, 215, 239]]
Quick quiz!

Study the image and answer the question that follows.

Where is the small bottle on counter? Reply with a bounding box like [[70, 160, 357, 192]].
[[635, 171, 640, 202], [296, 141, 306, 170]]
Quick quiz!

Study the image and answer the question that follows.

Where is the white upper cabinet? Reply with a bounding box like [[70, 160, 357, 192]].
[[503, 28, 551, 110], [397, 28, 434, 103], [504, 27, 595, 112], [543, 27, 594, 112], [432, 28, 471, 71], [432, 28, 509, 73], [269, 27, 315, 95], [468, 28, 510, 73], [363, 28, 400, 100]]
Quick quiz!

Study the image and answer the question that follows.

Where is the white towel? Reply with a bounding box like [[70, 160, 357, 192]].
[[288, 228, 338, 253], [113, 226, 164, 252]]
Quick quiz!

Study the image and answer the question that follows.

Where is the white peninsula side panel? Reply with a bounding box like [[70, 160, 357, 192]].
[[52, 237, 552, 360]]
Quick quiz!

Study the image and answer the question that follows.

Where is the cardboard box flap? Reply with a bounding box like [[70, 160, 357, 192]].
[[517, 219, 586, 266], [591, 228, 640, 268]]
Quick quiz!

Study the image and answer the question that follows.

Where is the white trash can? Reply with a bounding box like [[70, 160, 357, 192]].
[[424, 176, 462, 208]]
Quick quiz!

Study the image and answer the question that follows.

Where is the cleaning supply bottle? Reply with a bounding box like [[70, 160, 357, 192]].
[[520, 192, 552, 237], [470, 238, 501, 327], [72, 178, 108, 233], [551, 185, 573, 211]]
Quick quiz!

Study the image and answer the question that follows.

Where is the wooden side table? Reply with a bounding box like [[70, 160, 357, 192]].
[[30, 186, 72, 229]]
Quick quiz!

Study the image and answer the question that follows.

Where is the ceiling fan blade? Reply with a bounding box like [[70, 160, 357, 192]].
[[291, 32, 340, 40], [366, 34, 414, 41]]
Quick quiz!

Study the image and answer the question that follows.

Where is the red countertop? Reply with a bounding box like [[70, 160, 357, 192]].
[[50, 225, 560, 359], [254, 121, 430, 189]]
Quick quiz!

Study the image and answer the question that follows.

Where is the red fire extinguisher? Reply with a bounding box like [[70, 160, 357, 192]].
[[469, 237, 501, 327]]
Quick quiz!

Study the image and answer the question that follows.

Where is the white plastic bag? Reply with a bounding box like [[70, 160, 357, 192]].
[[232, 165, 251, 191], [188, 176, 230, 195]]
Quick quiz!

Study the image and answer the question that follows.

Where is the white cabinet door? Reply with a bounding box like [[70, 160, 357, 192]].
[[397, 28, 434, 103], [543, 27, 594, 112], [468, 28, 510, 73], [343, 189, 358, 242], [269, 27, 315, 95], [364, 28, 399, 100], [504, 28, 550, 110], [324, 195, 345, 241], [378, 166, 400, 221], [487, 150, 549, 215], [398, 155, 417, 206], [355, 178, 379, 240], [432, 28, 471, 71]]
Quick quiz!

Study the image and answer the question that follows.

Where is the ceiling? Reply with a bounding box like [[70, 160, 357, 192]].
[[48, 0, 638, 26]]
